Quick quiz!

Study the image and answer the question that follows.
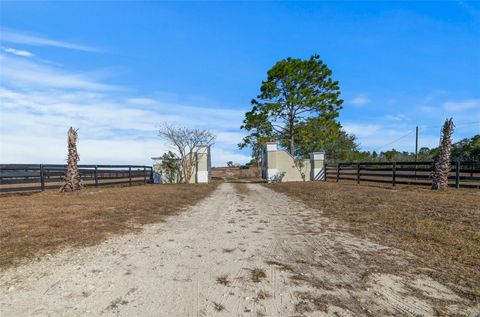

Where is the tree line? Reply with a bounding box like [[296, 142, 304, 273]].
[[324, 134, 480, 163]]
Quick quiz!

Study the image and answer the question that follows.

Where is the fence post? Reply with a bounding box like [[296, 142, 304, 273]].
[[94, 165, 98, 187], [336, 164, 340, 182], [40, 164, 45, 191], [143, 167, 146, 184], [392, 162, 396, 187], [128, 167, 132, 186], [455, 160, 460, 189], [357, 163, 360, 184]]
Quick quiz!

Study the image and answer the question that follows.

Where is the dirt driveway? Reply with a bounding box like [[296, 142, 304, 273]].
[[0, 183, 477, 316]]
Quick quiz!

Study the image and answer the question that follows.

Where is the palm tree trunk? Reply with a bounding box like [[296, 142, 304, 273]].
[[432, 118, 454, 190], [60, 127, 82, 192]]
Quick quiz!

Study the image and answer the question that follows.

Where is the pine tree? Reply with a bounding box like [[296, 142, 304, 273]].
[[60, 127, 82, 192], [432, 118, 454, 190]]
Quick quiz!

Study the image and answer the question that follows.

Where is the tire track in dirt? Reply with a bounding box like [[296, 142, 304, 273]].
[[0, 183, 477, 317], [247, 184, 477, 317]]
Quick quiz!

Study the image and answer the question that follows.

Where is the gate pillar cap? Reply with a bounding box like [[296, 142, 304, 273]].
[[266, 142, 277, 152], [310, 152, 325, 160], [197, 145, 209, 153]]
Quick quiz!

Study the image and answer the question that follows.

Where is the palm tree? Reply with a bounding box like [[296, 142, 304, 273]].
[[432, 118, 454, 190], [60, 127, 82, 192]]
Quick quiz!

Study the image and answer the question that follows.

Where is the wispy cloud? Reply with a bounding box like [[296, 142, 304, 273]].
[[0, 54, 117, 91], [443, 99, 480, 112], [343, 123, 381, 137], [3, 47, 34, 57], [0, 29, 100, 52], [458, 1, 480, 19], [0, 54, 248, 166], [343, 122, 436, 151], [126, 98, 158, 106], [384, 114, 408, 121], [350, 95, 371, 106]]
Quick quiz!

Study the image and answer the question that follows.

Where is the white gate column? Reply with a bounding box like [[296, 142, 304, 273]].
[[310, 152, 325, 180], [265, 142, 279, 181], [196, 145, 210, 183]]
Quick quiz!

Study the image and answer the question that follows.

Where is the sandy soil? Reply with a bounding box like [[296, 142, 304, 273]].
[[0, 183, 478, 316]]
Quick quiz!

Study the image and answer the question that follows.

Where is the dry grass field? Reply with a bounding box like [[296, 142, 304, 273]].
[[0, 183, 218, 269], [1, 182, 478, 316], [266, 181, 480, 300]]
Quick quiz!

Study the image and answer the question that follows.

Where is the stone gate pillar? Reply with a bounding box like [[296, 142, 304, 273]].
[[310, 152, 325, 180], [196, 145, 210, 183], [265, 142, 278, 181]]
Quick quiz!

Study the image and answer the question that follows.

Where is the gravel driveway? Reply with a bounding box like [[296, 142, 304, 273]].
[[0, 183, 477, 316]]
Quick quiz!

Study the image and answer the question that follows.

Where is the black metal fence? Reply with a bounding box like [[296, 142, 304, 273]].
[[0, 164, 153, 193], [325, 161, 480, 189]]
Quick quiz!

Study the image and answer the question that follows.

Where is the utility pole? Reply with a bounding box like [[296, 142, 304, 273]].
[[415, 126, 419, 162], [414, 126, 419, 180]]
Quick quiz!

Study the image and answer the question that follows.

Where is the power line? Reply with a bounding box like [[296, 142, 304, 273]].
[[374, 129, 416, 152], [370, 120, 479, 152]]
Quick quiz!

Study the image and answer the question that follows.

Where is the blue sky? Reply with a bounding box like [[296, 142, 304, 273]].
[[0, 1, 479, 166]]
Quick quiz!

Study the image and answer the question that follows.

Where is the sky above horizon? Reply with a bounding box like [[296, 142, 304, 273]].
[[1, 1, 479, 166]]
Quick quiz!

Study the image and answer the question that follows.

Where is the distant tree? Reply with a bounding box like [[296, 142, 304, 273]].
[[60, 127, 82, 192], [348, 150, 373, 162], [451, 134, 480, 161], [238, 133, 270, 170], [240, 54, 343, 157], [418, 147, 433, 160], [244, 159, 262, 176], [381, 149, 400, 161], [468, 135, 480, 160], [245, 159, 255, 168], [226, 161, 234, 167], [432, 118, 454, 190], [158, 124, 215, 184], [413, 135, 479, 162]]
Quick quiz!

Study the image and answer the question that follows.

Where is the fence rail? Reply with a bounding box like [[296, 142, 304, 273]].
[[0, 164, 153, 193], [325, 161, 480, 189]]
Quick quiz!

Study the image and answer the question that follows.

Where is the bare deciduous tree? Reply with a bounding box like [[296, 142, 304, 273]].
[[60, 127, 82, 192], [158, 124, 215, 183], [432, 118, 454, 190]]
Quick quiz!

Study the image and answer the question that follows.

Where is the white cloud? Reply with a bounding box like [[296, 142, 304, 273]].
[[350, 95, 371, 106], [343, 123, 381, 137], [1, 29, 100, 52], [0, 54, 117, 91], [126, 98, 158, 106], [342, 122, 442, 152], [215, 131, 247, 147], [3, 47, 34, 57], [385, 114, 408, 121], [443, 99, 480, 112], [0, 134, 165, 165], [0, 54, 249, 166], [210, 148, 250, 167]]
